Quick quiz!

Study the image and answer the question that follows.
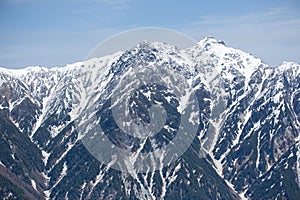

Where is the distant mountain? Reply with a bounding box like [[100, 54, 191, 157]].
[[0, 37, 299, 199]]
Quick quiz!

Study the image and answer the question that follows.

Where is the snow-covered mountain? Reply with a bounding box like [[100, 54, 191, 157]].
[[0, 37, 299, 199]]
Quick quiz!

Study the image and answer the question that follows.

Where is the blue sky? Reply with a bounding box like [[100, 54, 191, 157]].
[[0, 0, 299, 68]]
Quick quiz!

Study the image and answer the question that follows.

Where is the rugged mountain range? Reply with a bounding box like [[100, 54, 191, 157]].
[[0, 37, 299, 199]]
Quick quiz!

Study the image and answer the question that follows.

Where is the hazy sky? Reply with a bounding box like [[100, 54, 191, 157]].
[[0, 0, 299, 68]]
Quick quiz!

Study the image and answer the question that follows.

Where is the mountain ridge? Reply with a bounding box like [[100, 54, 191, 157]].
[[0, 37, 299, 199]]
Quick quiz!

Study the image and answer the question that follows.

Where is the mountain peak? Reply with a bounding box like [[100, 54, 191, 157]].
[[0, 65, 49, 79], [197, 36, 226, 47], [132, 40, 179, 54], [277, 61, 300, 77], [279, 61, 299, 68]]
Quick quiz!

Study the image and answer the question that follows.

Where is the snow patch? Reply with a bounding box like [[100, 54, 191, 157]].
[[31, 179, 38, 191]]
